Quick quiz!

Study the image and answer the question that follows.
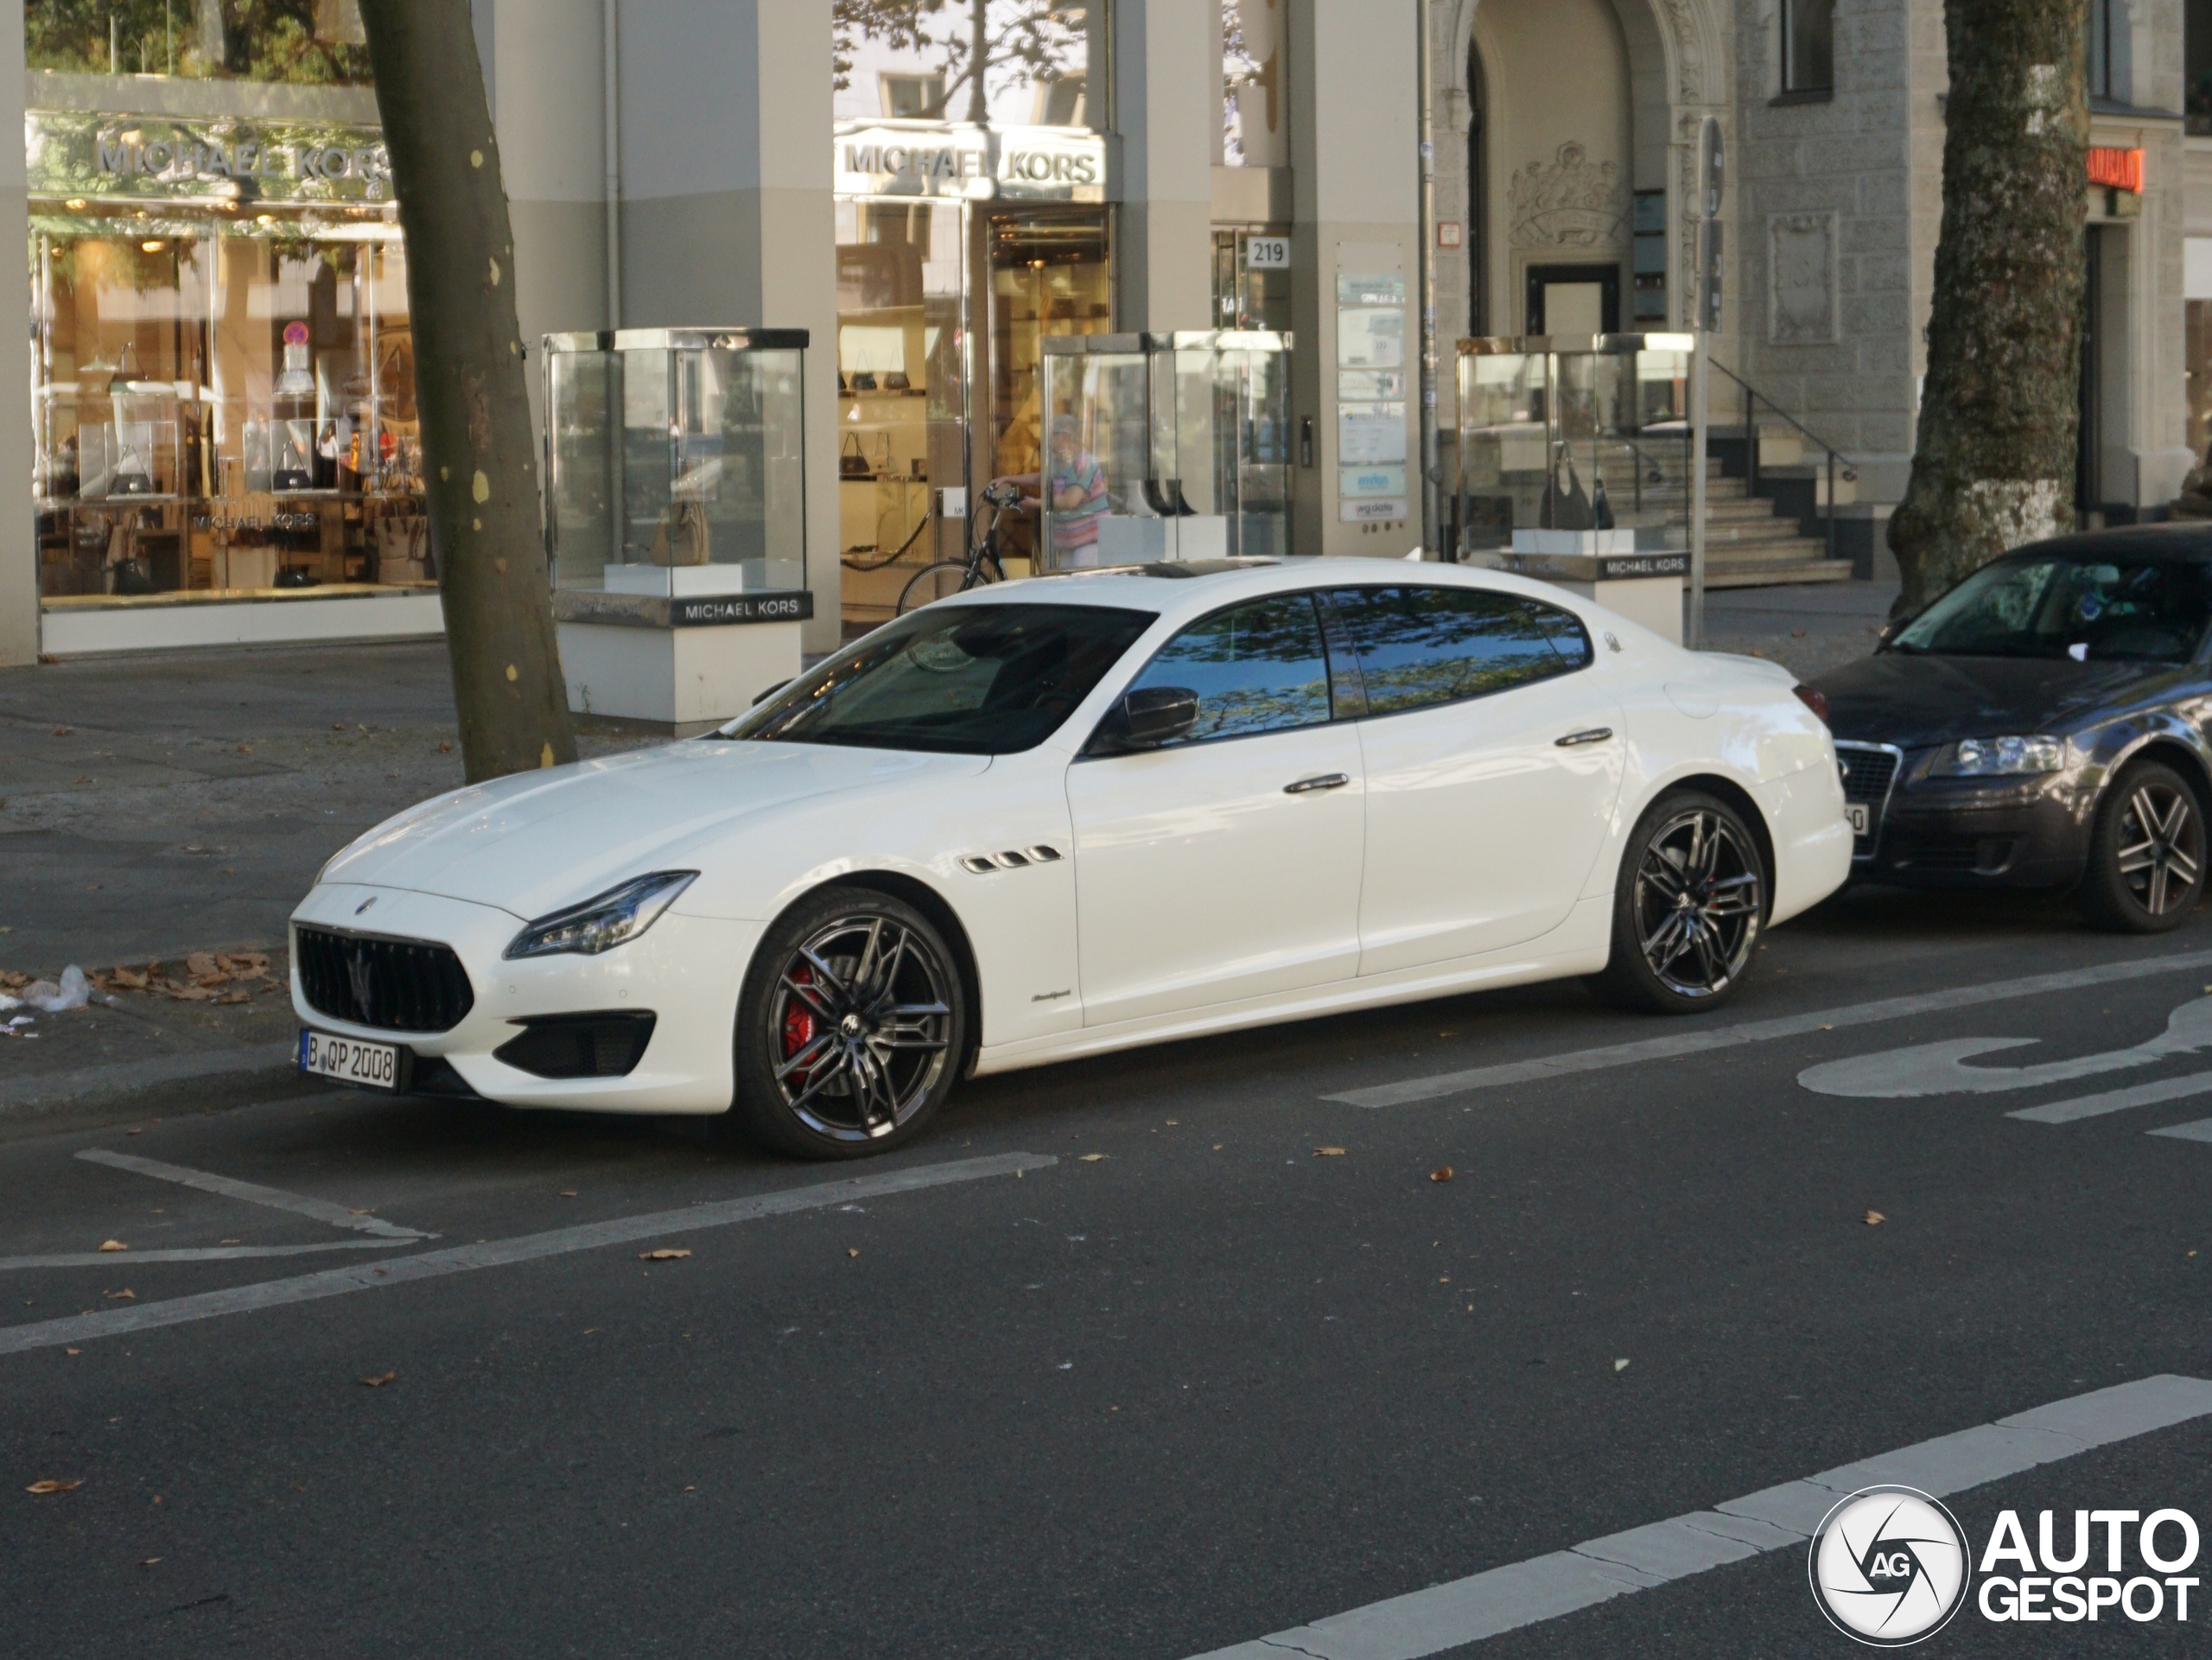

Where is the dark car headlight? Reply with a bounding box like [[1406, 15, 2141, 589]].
[[1930, 735, 2066, 778], [504, 872, 698, 960]]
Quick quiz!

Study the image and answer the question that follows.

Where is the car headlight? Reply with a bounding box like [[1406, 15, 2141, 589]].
[[504, 871, 698, 960], [1932, 735, 2066, 777]]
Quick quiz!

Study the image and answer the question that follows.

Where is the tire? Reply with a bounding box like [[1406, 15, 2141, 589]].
[[1592, 789, 1769, 1014], [2075, 760, 2207, 933], [729, 887, 966, 1160], [897, 560, 982, 615]]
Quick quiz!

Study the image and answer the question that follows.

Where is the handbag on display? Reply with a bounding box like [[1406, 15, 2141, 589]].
[[647, 498, 711, 567], [840, 433, 873, 479]]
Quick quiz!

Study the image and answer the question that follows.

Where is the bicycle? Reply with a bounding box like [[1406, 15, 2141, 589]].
[[896, 480, 1022, 616]]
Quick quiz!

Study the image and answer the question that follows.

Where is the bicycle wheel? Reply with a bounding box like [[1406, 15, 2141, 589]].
[[897, 560, 982, 614]]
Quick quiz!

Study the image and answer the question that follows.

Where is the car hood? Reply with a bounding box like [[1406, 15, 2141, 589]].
[[1813, 652, 2176, 748], [319, 741, 992, 918]]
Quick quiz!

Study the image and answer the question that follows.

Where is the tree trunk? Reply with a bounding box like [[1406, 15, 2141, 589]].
[[1887, 0, 2088, 616], [358, 1, 576, 780]]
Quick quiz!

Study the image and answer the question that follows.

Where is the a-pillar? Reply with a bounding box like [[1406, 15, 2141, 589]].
[[1114, 0, 1215, 333], [612, 0, 839, 654], [1288, 0, 1420, 557]]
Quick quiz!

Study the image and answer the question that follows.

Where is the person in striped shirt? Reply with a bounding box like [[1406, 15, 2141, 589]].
[[1002, 416, 1109, 566]]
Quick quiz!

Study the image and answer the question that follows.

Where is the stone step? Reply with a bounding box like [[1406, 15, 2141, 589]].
[[1701, 557, 1854, 588]]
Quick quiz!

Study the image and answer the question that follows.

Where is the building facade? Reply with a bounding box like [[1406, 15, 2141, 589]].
[[2, 0, 2207, 667]]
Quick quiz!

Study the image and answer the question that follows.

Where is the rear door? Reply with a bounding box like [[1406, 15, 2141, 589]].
[[1323, 584, 1624, 973], [1065, 592, 1365, 1027]]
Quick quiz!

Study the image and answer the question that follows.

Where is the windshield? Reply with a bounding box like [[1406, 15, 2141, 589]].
[[1890, 555, 2212, 662], [723, 603, 1156, 754]]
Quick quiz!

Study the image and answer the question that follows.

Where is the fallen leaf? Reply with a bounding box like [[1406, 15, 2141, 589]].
[[331, 722, 346, 731], [1791, 629, 1808, 639], [437, 741, 453, 754], [1313, 1146, 1347, 1157], [1077, 1153, 1108, 1162], [1615, 1358, 1631, 1372], [51, 726, 71, 736], [1212, 1143, 1224, 1151], [1864, 1210, 1886, 1226], [24, 1479, 82, 1495], [847, 1248, 860, 1258], [219, 1238, 239, 1245], [1164, 1119, 1179, 1126], [1430, 1166, 1454, 1182], [98, 1240, 126, 1252], [639, 1249, 691, 1261], [104, 1288, 135, 1301], [1819, 1024, 1834, 1032], [557, 1191, 578, 1199], [109, 967, 148, 990], [64, 1347, 80, 1356], [125, 1129, 143, 1136], [358, 1371, 396, 1388], [140, 1557, 162, 1567]]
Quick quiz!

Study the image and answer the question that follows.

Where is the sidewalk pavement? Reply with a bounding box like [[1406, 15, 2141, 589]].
[[1696, 578, 1897, 680], [0, 639, 657, 1130]]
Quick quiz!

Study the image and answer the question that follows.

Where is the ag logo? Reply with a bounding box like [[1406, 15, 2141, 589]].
[[1808, 1485, 1970, 1646]]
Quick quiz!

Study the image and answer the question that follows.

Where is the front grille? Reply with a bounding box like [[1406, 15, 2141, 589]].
[[296, 925, 474, 1034], [1835, 742, 1904, 858]]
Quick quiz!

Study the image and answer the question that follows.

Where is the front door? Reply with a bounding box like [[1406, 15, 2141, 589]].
[[1323, 584, 1624, 973], [1066, 593, 1364, 1027]]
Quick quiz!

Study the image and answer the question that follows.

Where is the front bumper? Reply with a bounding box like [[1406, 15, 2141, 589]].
[[289, 883, 760, 1114], [1841, 748, 2092, 889]]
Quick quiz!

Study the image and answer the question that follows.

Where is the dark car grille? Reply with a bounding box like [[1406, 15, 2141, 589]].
[[1838, 747, 1900, 805], [296, 925, 474, 1034]]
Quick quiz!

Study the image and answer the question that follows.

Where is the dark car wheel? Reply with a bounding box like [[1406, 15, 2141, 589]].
[[730, 887, 965, 1159], [1592, 790, 1768, 1014], [2076, 760, 2207, 934]]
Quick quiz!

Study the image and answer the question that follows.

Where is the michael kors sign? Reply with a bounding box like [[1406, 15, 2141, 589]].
[[834, 124, 1109, 202]]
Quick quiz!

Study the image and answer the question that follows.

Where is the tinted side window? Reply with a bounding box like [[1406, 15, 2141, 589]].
[[1326, 586, 1583, 715], [1125, 595, 1332, 744]]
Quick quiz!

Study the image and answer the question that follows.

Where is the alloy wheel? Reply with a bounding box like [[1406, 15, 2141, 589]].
[[2115, 779, 2202, 917], [1631, 807, 1764, 1000], [766, 913, 954, 1142]]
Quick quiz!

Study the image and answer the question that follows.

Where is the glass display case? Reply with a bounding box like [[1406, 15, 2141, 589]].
[[1454, 334, 1694, 555], [544, 329, 808, 598], [1036, 331, 1291, 571]]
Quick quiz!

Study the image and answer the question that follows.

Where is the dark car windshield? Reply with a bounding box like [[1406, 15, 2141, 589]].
[[722, 602, 1156, 754], [1890, 554, 2212, 663]]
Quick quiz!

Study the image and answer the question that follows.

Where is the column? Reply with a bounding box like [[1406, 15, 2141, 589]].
[[614, 0, 839, 653], [1115, 0, 1216, 332], [1289, 0, 1420, 557], [0, 16, 31, 665]]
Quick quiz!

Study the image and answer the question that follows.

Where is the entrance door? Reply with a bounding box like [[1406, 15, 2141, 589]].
[[1524, 264, 1621, 335], [1321, 583, 1624, 973], [1065, 593, 1364, 1027], [835, 200, 968, 635]]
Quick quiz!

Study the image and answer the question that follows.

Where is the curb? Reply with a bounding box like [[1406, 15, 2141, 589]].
[[0, 1043, 301, 1140]]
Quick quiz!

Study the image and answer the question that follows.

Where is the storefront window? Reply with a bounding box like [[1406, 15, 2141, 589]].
[[988, 208, 1111, 487], [29, 111, 424, 610], [27, 0, 371, 85], [833, 1, 1101, 127]]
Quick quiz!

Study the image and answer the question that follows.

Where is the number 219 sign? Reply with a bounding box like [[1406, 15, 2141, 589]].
[[1244, 235, 1291, 270]]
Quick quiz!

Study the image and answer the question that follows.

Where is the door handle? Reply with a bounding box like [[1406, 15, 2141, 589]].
[[1283, 773, 1351, 794], [1554, 728, 1614, 747]]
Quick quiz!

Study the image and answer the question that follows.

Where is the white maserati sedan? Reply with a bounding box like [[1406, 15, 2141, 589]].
[[291, 559, 1852, 1157]]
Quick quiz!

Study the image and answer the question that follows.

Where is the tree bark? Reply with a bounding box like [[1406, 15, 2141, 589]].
[[358, 1, 576, 780], [1887, 0, 2088, 616]]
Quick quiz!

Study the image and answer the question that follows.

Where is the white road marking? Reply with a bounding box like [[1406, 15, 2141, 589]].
[[0, 1152, 1051, 1357], [0, 1241, 411, 1269], [2005, 1071, 2212, 1124], [2148, 1117, 2212, 1144], [74, 1148, 431, 1240], [1325, 948, 2212, 1107], [1184, 1375, 2212, 1660], [1801, 995, 2212, 1097]]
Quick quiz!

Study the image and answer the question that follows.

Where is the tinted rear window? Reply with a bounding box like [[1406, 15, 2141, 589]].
[[1325, 586, 1592, 715]]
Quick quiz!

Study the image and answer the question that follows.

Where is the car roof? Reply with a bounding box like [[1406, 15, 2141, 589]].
[[942, 555, 1574, 615], [2006, 522, 2212, 562]]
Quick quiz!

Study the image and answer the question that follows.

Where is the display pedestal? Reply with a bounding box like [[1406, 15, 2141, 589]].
[[553, 588, 813, 735], [1498, 531, 1687, 646]]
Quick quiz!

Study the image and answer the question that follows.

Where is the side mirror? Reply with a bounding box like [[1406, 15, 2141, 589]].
[[1092, 685, 1199, 754]]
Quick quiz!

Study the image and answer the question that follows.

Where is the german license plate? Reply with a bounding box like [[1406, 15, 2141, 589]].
[[1846, 803, 1871, 836], [300, 1029, 399, 1091]]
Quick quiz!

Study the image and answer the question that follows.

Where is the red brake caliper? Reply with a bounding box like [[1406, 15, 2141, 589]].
[[781, 964, 818, 1084]]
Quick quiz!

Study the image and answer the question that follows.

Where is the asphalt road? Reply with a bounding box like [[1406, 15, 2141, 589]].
[[5, 882, 2211, 1658]]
